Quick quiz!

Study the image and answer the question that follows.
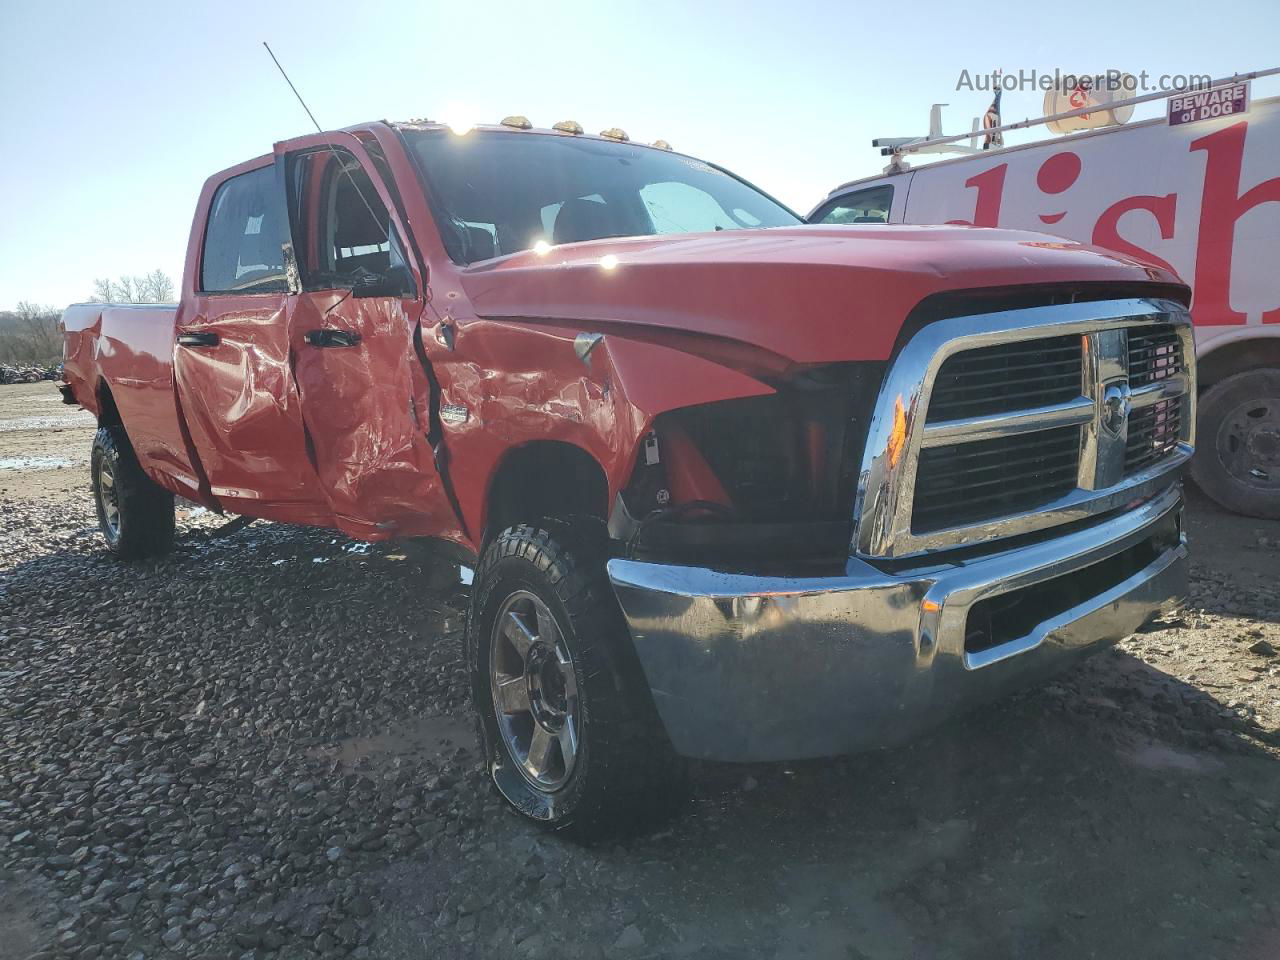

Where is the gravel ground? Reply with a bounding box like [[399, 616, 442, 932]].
[[2, 380, 1279, 960]]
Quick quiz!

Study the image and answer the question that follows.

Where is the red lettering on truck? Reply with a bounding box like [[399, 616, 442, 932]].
[[1190, 121, 1280, 324]]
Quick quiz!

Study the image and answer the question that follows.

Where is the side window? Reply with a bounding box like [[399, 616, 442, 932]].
[[813, 185, 894, 225], [201, 166, 289, 293], [290, 149, 414, 294]]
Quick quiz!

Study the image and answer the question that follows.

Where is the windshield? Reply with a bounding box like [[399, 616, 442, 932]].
[[403, 130, 801, 263]]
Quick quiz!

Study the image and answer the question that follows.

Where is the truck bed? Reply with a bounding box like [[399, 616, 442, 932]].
[[61, 302, 204, 500]]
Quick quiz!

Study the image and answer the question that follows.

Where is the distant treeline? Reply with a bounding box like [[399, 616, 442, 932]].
[[0, 304, 62, 366]]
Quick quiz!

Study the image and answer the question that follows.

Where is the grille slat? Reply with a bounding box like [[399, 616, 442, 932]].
[[931, 383, 1082, 409], [933, 369, 1082, 396], [924, 448, 1079, 484], [937, 353, 1083, 375], [927, 390, 1082, 419], [1128, 358, 1181, 373], [943, 342, 1084, 361], [921, 461, 1079, 498], [939, 349, 1084, 369], [933, 364, 1081, 387]]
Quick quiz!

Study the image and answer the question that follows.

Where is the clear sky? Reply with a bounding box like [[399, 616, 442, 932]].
[[2, 0, 1277, 310]]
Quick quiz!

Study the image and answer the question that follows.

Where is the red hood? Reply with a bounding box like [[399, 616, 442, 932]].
[[458, 225, 1183, 365]]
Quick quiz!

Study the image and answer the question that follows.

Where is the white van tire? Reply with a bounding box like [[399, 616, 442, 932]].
[[1190, 370, 1280, 519]]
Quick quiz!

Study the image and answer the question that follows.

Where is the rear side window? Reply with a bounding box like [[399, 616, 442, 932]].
[[812, 185, 894, 224], [201, 166, 289, 293]]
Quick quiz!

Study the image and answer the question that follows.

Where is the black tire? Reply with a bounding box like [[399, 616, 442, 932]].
[[1190, 369, 1280, 520], [91, 425, 176, 560], [468, 520, 687, 840]]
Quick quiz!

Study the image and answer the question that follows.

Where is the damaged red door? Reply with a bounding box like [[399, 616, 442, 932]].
[[172, 158, 332, 524], [278, 133, 459, 541]]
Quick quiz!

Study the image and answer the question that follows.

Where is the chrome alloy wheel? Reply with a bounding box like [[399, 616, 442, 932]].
[[1217, 397, 1280, 491], [97, 455, 121, 540], [489, 590, 580, 791]]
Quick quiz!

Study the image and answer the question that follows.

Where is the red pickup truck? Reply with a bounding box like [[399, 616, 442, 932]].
[[62, 118, 1196, 837]]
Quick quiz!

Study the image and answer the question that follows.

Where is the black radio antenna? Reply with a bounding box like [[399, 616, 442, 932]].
[[263, 42, 324, 132], [262, 41, 386, 257]]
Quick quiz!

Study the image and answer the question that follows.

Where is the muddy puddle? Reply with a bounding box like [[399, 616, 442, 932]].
[[0, 455, 81, 472], [0, 414, 95, 433], [311, 714, 476, 773]]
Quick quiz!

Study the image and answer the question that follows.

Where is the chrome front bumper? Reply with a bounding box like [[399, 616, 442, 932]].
[[607, 485, 1187, 762]]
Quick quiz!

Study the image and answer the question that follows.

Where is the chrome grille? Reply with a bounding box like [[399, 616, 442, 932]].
[[1127, 325, 1184, 388], [912, 322, 1192, 534], [914, 425, 1080, 533], [1125, 397, 1185, 473], [854, 298, 1196, 559], [927, 335, 1083, 421]]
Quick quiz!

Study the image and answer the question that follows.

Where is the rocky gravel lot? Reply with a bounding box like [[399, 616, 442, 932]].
[[2, 380, 1279, 960]]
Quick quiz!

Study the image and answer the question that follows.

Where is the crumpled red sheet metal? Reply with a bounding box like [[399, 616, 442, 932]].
[[421, 314, 774, 540], [172, 300, 333, 524], [288, 291, 459, 541]]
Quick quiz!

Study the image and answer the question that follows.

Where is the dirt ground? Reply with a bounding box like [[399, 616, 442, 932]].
[[0, 383, 96, 501], [2, 379, 1278, 960]]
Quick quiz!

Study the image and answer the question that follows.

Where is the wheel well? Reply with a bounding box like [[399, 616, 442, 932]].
[[1198, 338, 1280, 390], [96, 380, 122, 428], [484, 442, 609, 544]]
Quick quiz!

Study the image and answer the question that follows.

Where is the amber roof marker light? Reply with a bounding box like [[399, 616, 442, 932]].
[[600, 128, 630, 141], [500, 115, 533, 129], [553, 120, 584, 135]]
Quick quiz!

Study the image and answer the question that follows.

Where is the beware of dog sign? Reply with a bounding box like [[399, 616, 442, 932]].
[[1168, 81, 1251, 126]]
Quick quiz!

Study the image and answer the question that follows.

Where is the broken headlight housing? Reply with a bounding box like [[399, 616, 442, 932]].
[[611, 362, 884, 571]]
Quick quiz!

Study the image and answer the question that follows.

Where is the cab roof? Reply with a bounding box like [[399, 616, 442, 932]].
[[389, 118, 676, 154]]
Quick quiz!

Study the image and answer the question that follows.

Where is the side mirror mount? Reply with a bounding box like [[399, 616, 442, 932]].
[[350, 264, 414, 299]]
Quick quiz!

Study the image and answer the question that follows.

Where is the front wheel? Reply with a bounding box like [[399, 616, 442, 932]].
[[467, 521, 687, 840], [1190, 370, 1280, 519], [91, 425, 175, 560]]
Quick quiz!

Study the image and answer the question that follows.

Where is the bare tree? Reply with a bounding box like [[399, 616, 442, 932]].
[[89, 270, 176, 304], [149, 269, 176, 302], [112, 276, 139, 303], [137, 269, 175, 303]]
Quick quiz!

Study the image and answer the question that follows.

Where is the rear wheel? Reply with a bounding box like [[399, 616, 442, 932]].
[[468, 520, 687, 840], [91, 425, 175, 560], [1191, 370, 1280, 519]]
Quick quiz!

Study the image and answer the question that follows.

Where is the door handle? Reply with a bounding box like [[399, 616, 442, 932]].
[[304, 329, 361, 348], [176, 331, 219, 347]]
